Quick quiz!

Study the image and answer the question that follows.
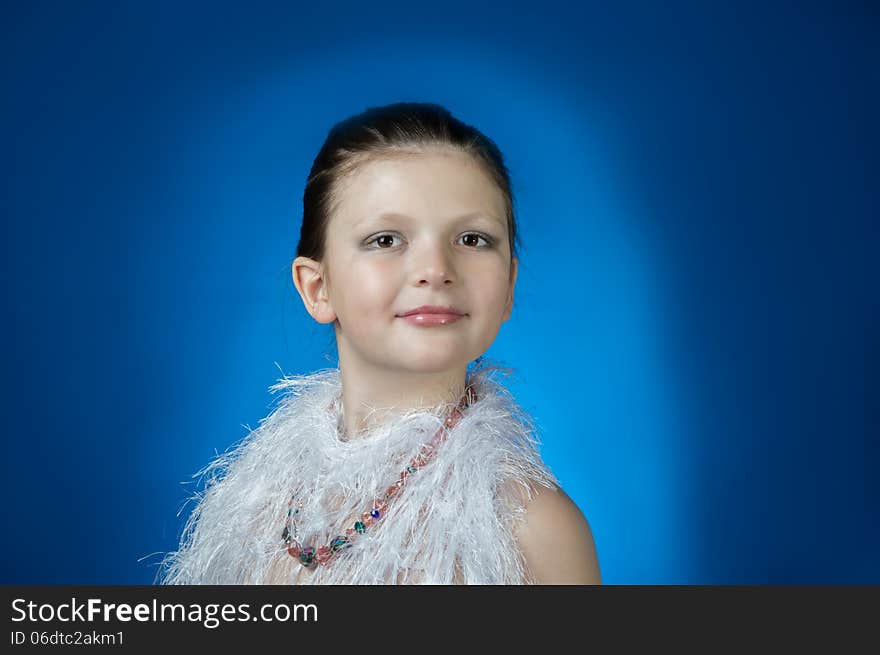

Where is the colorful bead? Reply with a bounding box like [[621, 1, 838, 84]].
[[370, 509, 381, 519], [446, 409, 463, 427], [354, 521, 366, 533], [287, 540, 302, 559], [299, 546, 315, 567], [406, 465, 417, 474], [315, 546, 333, 565], [330, 536, 351, 553]]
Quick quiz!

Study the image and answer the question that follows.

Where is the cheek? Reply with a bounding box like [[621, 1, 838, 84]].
[[471, 261, 512, 311], [338, 260, 398, 314]]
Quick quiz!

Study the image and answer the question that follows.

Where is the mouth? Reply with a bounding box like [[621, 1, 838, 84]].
[[396, 305, 467, 327], [398, 313, 464, 326], [397, 305, 465, 317]]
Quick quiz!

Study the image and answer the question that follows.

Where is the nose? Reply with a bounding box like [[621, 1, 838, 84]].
[[411, 238, 455, 287]]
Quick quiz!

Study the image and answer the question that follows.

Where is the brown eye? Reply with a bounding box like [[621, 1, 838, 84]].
[[460, 233, 492, 248], [367, 233, 400, 249]]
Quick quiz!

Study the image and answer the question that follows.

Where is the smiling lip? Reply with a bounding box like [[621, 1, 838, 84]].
[[399, 305, 464, 317], [397, 305, 466, 327]]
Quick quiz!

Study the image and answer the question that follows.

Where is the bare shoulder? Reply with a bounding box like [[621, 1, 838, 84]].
[[513, 483, 603, 585]]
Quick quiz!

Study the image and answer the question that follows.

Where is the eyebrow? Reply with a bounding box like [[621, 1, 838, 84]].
[[355, 212, 506, 231]]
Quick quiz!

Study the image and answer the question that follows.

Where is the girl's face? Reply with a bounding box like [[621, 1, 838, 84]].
[[319, 148, 517, 377]]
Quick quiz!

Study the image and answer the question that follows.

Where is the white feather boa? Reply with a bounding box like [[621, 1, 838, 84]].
[[158, 361, 559, 585]]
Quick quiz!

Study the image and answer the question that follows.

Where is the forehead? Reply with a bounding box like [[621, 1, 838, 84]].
[[329, 149, 507, 231]]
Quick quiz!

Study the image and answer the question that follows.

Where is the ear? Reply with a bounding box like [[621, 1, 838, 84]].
[[502, 257, 518, 322], [292, 256, 336, 324]]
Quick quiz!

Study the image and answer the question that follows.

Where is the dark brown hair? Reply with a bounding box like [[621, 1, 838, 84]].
[[295, 102, 520, 264]]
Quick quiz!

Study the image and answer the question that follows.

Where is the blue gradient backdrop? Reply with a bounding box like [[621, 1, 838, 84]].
[[3, 2, 877, 584]]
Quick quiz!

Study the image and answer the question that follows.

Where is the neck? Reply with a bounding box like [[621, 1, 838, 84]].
[[335, 359, 468, 442]]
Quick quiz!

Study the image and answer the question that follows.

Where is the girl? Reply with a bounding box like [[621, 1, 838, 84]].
[[159, 102, 601, 585]]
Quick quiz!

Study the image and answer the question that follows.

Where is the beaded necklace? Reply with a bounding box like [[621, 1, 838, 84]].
[[282, 384, 478, 569]]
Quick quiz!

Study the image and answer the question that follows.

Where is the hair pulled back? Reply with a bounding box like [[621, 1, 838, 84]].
[[295, 102, 519, 264]]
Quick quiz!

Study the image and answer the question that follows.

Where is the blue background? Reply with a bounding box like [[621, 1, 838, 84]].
[[3, 1, 877, 584]]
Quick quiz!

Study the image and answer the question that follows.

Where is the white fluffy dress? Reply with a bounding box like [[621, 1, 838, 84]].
[[158, 362, 559, 585]]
